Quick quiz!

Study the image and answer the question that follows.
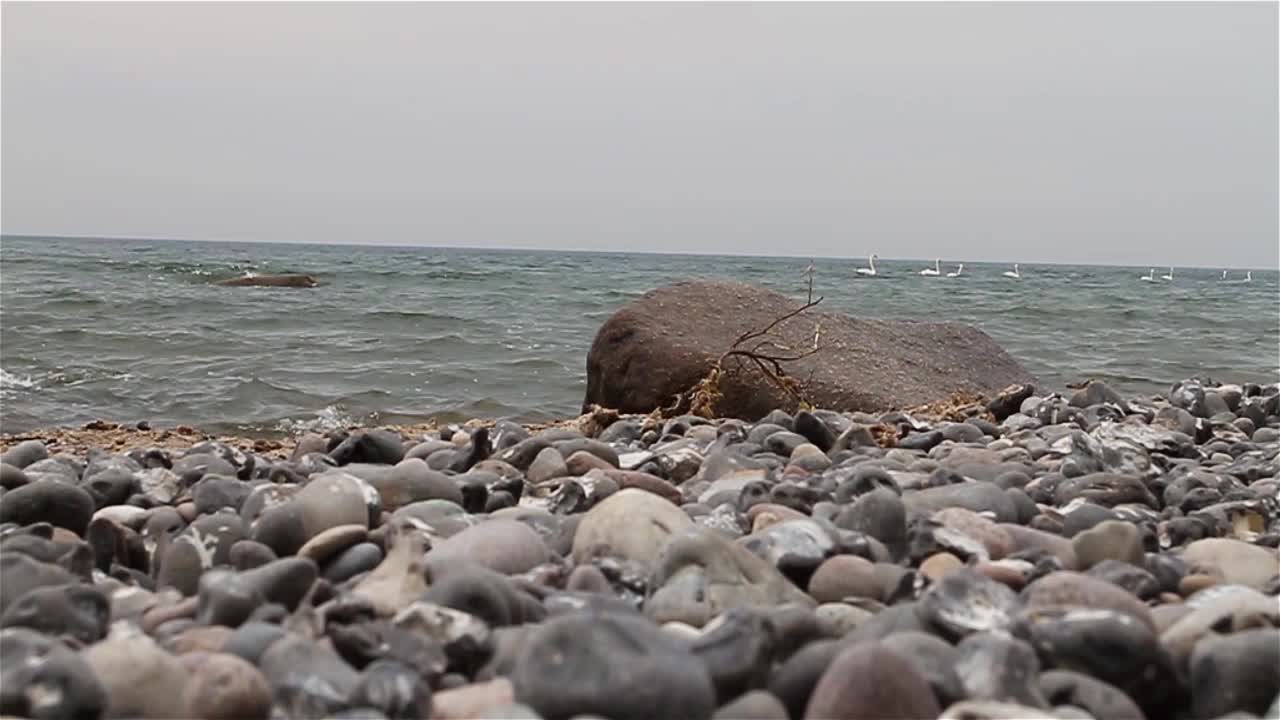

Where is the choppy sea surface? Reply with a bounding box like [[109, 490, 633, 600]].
[[1, 236, 1276, 436]]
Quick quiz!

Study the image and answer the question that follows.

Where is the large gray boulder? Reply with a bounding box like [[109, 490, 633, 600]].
[[583, 280, 1035, 419]]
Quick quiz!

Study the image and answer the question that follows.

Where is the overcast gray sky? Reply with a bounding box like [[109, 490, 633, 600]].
[[2, 2, 1276, 267]]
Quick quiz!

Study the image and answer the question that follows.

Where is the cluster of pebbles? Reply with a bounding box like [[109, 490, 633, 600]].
[[1, 376, 1278, 720]]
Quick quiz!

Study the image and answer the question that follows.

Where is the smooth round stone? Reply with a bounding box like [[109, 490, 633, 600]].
[[1038, 670, 1145, 720], [1022, 572, 1155, 632], [295, 471, 377, 533], [369, 458, 464, 510], [222, 621, 288, 665], [229, 539, 278, 570], [882, 632, 966, 708], [712, 690, 789, 720], [814, 603, 875, 637], [191, 475, 252, 515], [903, 482, 1019, 523], [527, 447, 570, 484], [237, 556, 318, 611], [511, 612, 716, 720], [0, 583, 110, 644], [920, 552, 965, 582], [0, 479, 95, 535], [565, 450, 615, 476], [807, 555, 882, 603], [93, 503, 149, 528], [428, 519, 552, 576], [158, 511, 249, 596], [84, 630, 190, 718], [0, 440, 48, 469], [0, 552, 77, 615], [803, 641, 941, 719], [178, 651, 272, 720], [1189, 628, 1280, 719], [0, 463, 31, 490], [0, 627, 106, 719], [833, 489, 907, 560], [1071, 520, 1145, 570], [571, 489, 693, 566], [975, 560, 1033, 591], [1181, 539, 1280, 590], [324, 542, 384, 583], [298, 524, 368, 564]]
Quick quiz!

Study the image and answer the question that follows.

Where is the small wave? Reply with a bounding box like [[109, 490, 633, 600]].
[[274, 405, 356, 435], [0, 368, 38, 391]]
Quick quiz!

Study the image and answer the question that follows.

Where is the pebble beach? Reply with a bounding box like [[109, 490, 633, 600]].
[[2, 375, 1278, 720]]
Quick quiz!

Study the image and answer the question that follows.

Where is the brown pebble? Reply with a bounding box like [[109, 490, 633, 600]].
[[141, 596, 199, 635], [51, 526, 82, 544], [431, 678, 515, 720], [165, 625, 232, 655], [920, 552, 964, 582], [1159, 592, 1185, 606], [1179, 573, 1221, 597], [565, 450, 615, 475], [179, 652, 272, 720], [808, 555, 882, 603], [600, 469, 682, 504], [975, 561, 1029, 591], [177, 502, 198, 523]]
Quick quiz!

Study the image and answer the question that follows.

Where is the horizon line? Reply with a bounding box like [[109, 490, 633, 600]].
[[1, 232, 1275, 272]]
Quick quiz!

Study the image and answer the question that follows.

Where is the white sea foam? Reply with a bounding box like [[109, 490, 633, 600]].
[[0, 368, 38, 391], [275, 405, 354, 435]]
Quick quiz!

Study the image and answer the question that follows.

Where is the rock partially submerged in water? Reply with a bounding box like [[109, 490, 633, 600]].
[[582, 279, 1037, 419], [214, 273, 319, 288]]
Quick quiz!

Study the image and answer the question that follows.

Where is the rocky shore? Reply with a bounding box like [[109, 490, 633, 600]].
[[1, 376, 1278, 720]]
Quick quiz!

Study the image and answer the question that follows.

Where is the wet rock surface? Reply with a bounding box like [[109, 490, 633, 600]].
[[1, 376, 1277, 719]]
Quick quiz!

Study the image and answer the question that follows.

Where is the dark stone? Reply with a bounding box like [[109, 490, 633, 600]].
[[330, 430, 407, 466], [898, 430, 944, 452], [793, 412, 836, 452], [881, 631, 966, 709], [350, 659, 434, 720], [987, 384, 1036, 422], [690, 608, 777, 704], [324, 542, 385, 584], [768, 639, 841, 720], [1039, 670, 1146, 720], [582, 280, 1035, 418], [803, 641, 941, 719], [0, 552, 76, 615], [1086, 559, 1161, 600], [833, 489, 907, 561], [79, 467, 137, 509], [0, 627, 107, 719], [192, 474, 253, 514], [1189, 628, 1280, 720], [0, 479, 95, 535], [511, 611, 717, 720], [0, 583, 110, 644]]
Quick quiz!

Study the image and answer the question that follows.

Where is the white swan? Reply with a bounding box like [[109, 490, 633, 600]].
[[856, 254, 879, 277], [1139, 268, 1156, 282], [1002, 264, 1021, 279], [1221, 270, 1229, 281], [1160, 266, 1174, 281], [1245, 271, 1253, 283], [946, 263, 964, 278], [919, 258, 941, 276]]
